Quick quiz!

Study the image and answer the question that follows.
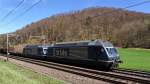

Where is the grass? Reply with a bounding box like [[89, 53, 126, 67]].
[[118, 48, 150, 72], [0, 60, 65, 84]]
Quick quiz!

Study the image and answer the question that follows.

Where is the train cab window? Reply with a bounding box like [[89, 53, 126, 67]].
[[101, 48, 105, 53], [106, 48, 118, 57], [99, 47, 107, 57], [43, 48, 48, 55], [95, 47, 107, 60]]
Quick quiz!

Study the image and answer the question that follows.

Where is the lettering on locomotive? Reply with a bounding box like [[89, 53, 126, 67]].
[[54, 48, 68, 56]]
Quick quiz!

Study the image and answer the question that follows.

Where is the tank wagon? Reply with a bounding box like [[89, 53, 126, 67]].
[[47, 39, 122, 69]]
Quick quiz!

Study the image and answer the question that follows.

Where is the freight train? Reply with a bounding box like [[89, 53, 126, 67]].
[[0, 39, 122, 70]]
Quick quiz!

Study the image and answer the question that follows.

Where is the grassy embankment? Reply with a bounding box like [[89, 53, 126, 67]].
[[0, 60, 65, 84], [119, 48, 150, 71]]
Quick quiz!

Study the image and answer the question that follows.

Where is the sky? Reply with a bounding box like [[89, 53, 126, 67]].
[[0, 0, 150, 34]]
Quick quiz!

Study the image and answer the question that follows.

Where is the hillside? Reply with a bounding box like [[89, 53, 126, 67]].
[[0, 7, 150, 48]]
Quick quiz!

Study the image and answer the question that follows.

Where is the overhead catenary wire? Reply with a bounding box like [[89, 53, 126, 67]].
[[85, 0, 150, 21], [7, 0, 42, 25], [0, 0, 25, 22]]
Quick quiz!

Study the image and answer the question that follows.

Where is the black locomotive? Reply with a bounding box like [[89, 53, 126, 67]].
[[23, 45, 49, 59], [46, 40, 122, 69]]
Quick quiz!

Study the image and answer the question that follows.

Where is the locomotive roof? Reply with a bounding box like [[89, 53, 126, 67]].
[[25, 45, 50, 48], [24, 40, 114, 48], [52, 39, 114, 47]]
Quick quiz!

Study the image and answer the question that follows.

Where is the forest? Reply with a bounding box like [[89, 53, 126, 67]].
[[0, 7, 150, 48]]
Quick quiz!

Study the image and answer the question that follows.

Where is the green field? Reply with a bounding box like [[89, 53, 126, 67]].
[[118, 48, 150, 71], [0, 60, 65, 84]]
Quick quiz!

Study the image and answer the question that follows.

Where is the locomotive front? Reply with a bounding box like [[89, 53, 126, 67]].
[[100, 40, 122, 69]]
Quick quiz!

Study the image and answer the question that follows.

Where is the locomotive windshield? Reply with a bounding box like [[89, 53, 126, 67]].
[[106, 47, 118, 57]]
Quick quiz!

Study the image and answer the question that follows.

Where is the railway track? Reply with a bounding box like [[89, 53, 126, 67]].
[[114, 68, 150, 78], [1, 54, 150, 84]]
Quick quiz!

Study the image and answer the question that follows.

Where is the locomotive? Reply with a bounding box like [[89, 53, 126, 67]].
[[23, 45, 49, 59], [46, 39, 122, 69]]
